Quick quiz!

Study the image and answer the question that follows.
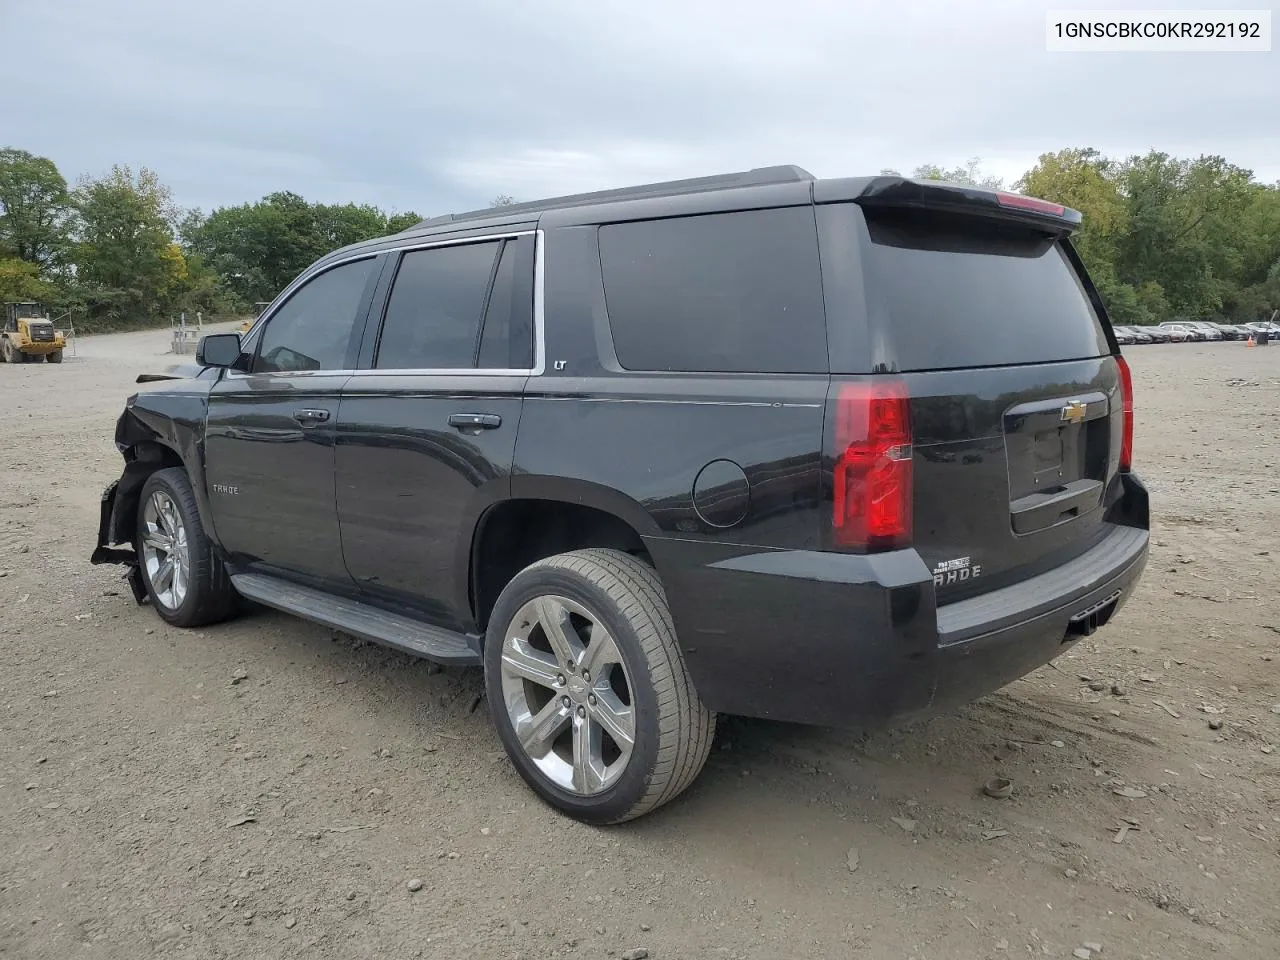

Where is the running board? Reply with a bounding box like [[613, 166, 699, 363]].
[[230, 573, 482, 666]]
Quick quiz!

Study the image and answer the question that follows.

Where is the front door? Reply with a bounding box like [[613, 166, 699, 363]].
[[205, 254, 384, 586], [336, 234, 535, 629]]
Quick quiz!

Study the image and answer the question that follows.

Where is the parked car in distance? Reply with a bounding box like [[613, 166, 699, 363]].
[[1168, 323, 1208, 342], [1181, 321, 1223, 341], [90, 167, 1150, 823], [1157, 323, 1194, 342], [1113, 327, 1135, 345], [1113, 326, 1153, 345], [1209, 322, 1242, 341], [1138, 326, 1170, 343]]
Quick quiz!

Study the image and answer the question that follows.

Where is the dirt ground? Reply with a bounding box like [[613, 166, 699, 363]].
[[1, 328, 1277, 960]]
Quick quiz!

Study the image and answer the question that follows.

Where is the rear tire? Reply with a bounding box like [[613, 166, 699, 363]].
[[484, 548, 715, 824], [45, 350, 63, 364], [136, 467, 239, 627]]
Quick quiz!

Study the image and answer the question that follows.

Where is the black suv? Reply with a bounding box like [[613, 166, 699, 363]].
[[92, 166, 1149, 823]]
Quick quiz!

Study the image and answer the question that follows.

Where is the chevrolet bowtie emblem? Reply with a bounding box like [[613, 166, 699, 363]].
[[1060, 401, 1087, 424]]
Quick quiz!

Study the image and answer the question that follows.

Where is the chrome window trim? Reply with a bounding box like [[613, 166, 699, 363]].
[[229, 229, 545, 380]]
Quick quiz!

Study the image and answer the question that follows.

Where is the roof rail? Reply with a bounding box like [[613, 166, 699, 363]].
[[408, 164, 814, 231]]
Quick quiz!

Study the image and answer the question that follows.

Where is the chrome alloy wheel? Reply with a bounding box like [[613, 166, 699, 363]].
[[499, 596, 637, 796], [140, 490, 190, 611]]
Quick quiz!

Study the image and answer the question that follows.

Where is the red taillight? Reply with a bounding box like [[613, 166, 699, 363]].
[[832, 380, 913, 550], [995, 190, 1066, 217], [1115, 355, 1134, 471]]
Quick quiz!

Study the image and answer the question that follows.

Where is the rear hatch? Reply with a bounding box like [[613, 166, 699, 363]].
[[823, 181, 1127, 605]]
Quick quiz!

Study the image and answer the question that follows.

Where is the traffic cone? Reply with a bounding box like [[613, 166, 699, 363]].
[[1247, 336, 1255, 347]]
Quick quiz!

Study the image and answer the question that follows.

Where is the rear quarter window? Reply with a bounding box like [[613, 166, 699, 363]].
[[598, 207, 828, 374], [862, 208, 1110, 372]]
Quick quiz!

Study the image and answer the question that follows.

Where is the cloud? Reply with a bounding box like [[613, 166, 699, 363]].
[[7, 0, 1278, 215]]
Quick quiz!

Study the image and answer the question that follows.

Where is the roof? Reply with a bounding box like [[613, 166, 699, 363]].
[[314, 166, 1080, 268], [407, 165, 815, 233]]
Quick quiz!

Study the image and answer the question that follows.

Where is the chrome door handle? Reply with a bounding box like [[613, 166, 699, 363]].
[[448, 413, 501, 430], [293, 408, 330, 426]]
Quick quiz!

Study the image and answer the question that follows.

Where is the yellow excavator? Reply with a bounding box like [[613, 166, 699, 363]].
[[2, 302, 66, 364]]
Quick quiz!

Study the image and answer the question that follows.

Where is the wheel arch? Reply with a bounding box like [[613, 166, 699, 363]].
[[108, 441, 188, 547], [466, 482, 662, 635], [105, 392, 220, 549]]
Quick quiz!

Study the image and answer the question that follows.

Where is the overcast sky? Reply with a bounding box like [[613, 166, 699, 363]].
[[7, 0, 1277, 217]]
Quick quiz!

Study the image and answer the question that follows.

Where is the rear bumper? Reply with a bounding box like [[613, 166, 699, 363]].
[[930, 524, 1146, 712], [652, 475, 1150, 728]]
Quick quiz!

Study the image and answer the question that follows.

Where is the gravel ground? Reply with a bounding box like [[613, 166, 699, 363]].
[[1, 329, 1278, 960]]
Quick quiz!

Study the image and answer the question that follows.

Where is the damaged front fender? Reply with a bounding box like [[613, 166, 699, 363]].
[[89, 376, 217, 604], [90, 479, 147, 602]]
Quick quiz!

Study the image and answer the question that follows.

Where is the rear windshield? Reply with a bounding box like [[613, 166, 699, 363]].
[[863, 208, 1110, 372]]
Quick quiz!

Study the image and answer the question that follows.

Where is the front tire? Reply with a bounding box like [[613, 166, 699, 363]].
[[484, 549, 715, 824], [136, 467, 239, 627], [45, 349, 63, 364]]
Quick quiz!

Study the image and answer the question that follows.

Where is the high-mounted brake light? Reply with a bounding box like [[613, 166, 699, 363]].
[[1115, 355, 1134, 471], [995, 191, 1066, 217], [832, 380, 913, 550]]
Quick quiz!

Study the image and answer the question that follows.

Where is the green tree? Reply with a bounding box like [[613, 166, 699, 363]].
[[385, 211, 422, 233], [1016, 148, 1157, 324], [315, 202, 390, 249], [186, 193, 422, 303], [1222, 184, 1280, 319], [1115, 152, 1256, 318], [184, 191, 322, 303], [913, 159, 1003, 190], [0, 257, 58, 303], [1017, 149, 1125, 264], [0, 148, 71, 270], [72, 165, 183, 326]]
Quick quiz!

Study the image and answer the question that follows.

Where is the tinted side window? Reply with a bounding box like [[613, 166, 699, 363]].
[[862, 207, 1109, 372], [254, 258, 376, 373], [598, 208, 828, 374], [376, 241, 501, 370], [478, 236, 535, 370]]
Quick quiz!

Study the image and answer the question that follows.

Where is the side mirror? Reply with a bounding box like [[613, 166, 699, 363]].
[[196, 333, 243, 369]]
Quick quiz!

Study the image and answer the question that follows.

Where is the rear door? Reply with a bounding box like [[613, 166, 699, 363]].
[[334, 232, 534, 630], [819, 195, 1123, 604]]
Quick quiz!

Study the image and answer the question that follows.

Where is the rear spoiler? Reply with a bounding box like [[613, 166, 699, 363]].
[[816, 176, 1083, 234]]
